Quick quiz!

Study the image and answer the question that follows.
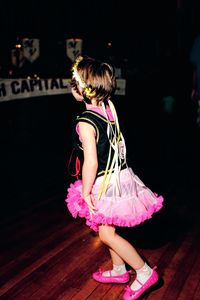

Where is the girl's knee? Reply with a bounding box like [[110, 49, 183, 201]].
[[99, 225, 115, 245]]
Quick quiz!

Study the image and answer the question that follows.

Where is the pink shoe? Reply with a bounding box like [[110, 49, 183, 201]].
[[92, 269, 131, 283], [123, 267, 159, 299]]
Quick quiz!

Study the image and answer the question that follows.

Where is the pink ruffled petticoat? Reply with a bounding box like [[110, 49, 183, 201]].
[[65, 168, 164, 232]]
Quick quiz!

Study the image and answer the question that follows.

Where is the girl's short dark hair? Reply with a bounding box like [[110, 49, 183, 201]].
[[71, 55, 116, 104]]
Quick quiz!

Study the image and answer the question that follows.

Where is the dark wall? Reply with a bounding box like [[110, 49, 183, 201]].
[[0, 94, 76, 217], [0, 0, 200, 218], [0, 70, 199, 219]]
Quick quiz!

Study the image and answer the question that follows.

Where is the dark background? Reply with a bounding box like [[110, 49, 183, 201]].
[[0, 0, 200, 219]]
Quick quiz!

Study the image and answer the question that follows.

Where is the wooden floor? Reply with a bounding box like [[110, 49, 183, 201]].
[[0, 189, 200, 300]]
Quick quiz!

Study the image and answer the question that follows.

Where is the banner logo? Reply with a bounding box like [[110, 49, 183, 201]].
[[22, 38, 40, 63]]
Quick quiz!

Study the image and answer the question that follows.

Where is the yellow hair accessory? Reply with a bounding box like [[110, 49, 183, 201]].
[[73, 56, 83, 69], [72, 56, 85, 88], [84, 87, 96, 97]]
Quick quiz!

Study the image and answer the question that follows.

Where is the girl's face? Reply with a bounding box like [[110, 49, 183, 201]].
[[71, 86, 84, 102]]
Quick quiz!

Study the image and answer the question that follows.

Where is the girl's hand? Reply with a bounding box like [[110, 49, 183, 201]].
[[82, 194, 97, 217]]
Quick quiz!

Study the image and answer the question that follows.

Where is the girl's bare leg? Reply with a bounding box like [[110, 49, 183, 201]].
[[99, 224, 156, 292], [99, 225, 144, 270], [108, 247, 124, 265]]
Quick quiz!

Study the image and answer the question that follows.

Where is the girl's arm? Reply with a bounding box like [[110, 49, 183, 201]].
[[79, 121, 98, 214]]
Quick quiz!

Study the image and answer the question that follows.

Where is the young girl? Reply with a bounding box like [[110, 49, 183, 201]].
[[65, 55, 164, 300]]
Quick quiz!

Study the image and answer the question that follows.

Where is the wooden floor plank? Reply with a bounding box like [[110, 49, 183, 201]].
[[147, 218, 200, 300], [177, 251, 200, 300], [27, 236, 106, 299], [161, 240, 200, 299], [0, 220, 88, 297], [0, 193, 200, 300], [71, 261, 112, 300], [193, 280, 200, 300]]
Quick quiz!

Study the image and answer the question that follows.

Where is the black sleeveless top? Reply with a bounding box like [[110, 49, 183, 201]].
[[72, 110, 126, 179]]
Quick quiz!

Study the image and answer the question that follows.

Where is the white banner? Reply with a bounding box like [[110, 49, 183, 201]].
[[0, 78, 126, 102], [0, 78, 71, 102]]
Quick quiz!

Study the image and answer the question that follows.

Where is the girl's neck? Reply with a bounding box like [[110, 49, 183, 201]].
[[85, 101, 103, 110]]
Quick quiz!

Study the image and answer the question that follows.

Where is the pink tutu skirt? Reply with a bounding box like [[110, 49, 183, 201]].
[[65, 167, 164, 232]]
